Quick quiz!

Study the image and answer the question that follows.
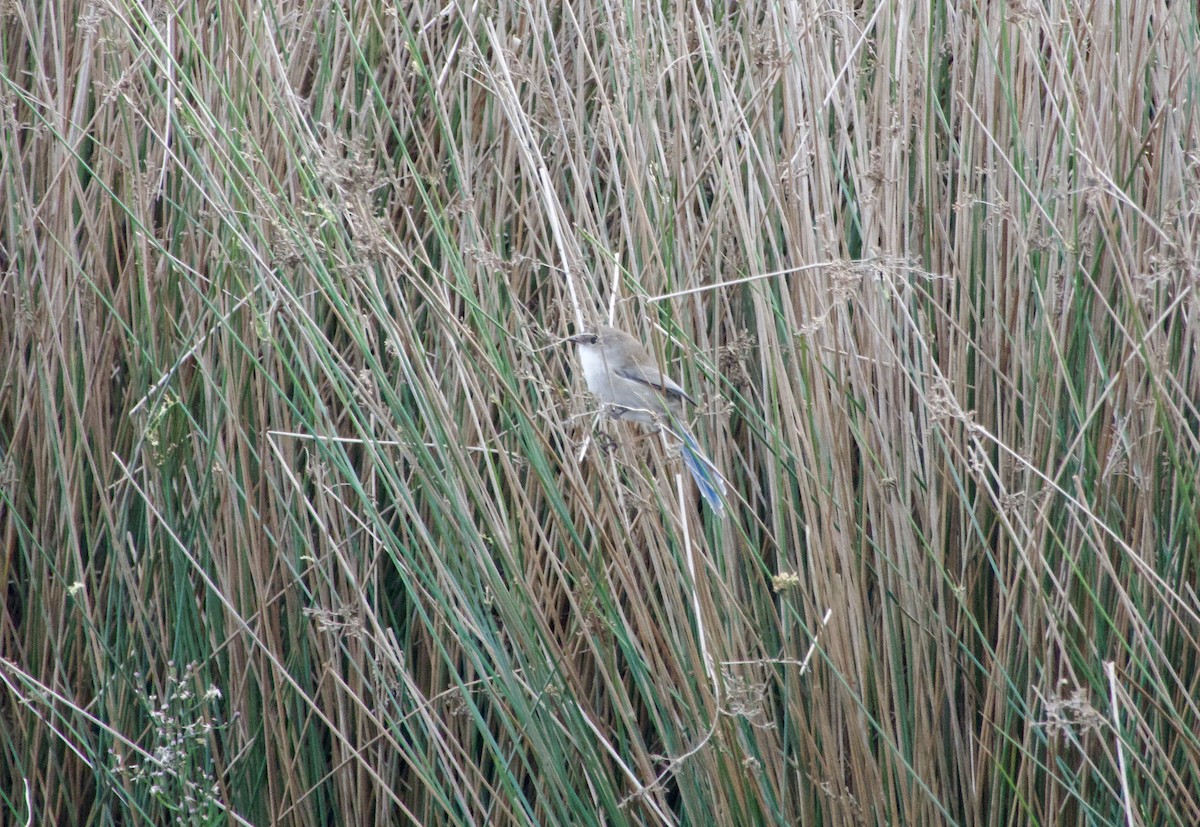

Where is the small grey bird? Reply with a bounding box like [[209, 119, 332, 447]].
[[569, 325, 726, 516]]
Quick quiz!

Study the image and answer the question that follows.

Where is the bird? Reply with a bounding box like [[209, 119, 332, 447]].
[[568, 325, 726, 516]]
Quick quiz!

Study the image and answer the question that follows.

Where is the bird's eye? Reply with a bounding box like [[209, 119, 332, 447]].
[[588, 335, 599, 344]]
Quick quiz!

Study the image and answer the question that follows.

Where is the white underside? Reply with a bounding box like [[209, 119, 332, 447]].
[[577, 345, 665, 425]]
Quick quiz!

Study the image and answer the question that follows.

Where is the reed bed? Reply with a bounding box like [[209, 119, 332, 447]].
[[2, 1, 1198, 824]]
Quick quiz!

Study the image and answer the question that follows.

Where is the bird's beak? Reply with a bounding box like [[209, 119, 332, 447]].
[[567, 333, 594, 345]]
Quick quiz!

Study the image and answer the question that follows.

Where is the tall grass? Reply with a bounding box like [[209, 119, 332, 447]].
[[2, 0, 1198, 824]]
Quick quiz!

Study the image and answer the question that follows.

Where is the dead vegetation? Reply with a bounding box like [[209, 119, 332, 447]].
[[2, 1, 1198, 824]]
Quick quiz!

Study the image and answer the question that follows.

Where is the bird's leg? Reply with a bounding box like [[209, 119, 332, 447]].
[[602, 404, 669, 444]]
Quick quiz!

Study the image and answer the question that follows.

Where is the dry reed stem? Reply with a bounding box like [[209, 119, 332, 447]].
[[1, 1, 1198, 824]]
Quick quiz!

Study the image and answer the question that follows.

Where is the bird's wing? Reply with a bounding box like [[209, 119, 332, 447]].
[[614, 363, 697, 405]]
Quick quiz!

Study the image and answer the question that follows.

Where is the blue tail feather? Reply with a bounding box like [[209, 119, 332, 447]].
[[679, 429, 727, 517]]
